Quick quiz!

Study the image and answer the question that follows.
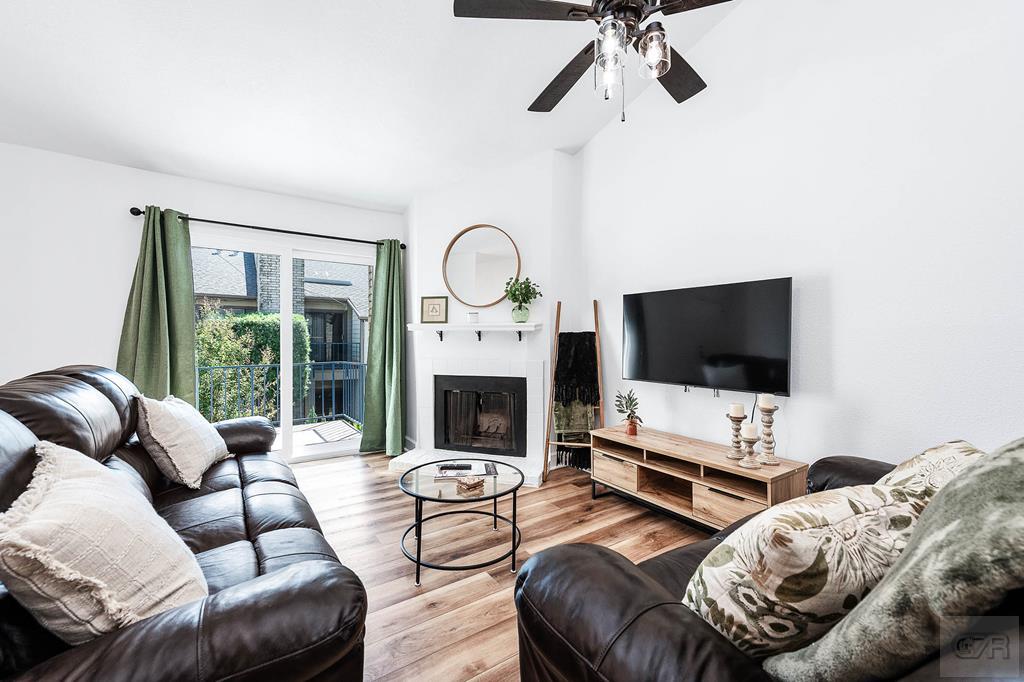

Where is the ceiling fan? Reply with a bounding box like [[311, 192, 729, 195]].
[[453, 0, 733, 113]]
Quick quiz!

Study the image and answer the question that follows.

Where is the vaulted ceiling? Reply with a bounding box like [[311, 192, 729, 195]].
[[0, 1, 737, 211]]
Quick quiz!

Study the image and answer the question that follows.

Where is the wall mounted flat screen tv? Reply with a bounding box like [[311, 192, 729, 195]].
[[623, 277, 792, 395]]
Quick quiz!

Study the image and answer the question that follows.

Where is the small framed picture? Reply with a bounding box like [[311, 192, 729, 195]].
[[421, 296, 449, 324]]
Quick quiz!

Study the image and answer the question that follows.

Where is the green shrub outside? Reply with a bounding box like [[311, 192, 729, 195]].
[[195, 300, 311, 423]]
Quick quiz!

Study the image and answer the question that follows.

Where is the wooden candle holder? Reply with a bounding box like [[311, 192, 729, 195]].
[[739, 435, 762, 469], [758, 405, 780, 466], [727, 414, 746, 460]]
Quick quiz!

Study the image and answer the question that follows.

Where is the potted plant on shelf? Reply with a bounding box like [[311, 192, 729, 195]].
[[504, 277, 542, 323], [615, 389, 643, 436]]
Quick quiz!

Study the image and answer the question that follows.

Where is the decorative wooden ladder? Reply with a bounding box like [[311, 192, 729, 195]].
[[542, 300, 605, 483]]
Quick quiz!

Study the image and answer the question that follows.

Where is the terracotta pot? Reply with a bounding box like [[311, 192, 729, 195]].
[[625, 419, 638, 436]]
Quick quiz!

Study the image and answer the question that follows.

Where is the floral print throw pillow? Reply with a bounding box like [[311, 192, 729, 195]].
[[682, 484, 927, 658]]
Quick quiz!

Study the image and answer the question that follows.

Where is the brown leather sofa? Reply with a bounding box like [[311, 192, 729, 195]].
[[0, 366, 366, 681], [515, 454, 1021, 681]]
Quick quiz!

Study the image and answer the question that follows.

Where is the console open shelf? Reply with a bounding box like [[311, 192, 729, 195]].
[[590, 424, 808, 530]]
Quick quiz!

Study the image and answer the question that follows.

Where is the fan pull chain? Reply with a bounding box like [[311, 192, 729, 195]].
[[621, 71, 626, 123]]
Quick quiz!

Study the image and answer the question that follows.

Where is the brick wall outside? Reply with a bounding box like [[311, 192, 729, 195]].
[[256, 255, 306, 314]]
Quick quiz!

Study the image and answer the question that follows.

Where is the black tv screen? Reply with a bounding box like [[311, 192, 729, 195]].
[[622, 278, 792, 395]]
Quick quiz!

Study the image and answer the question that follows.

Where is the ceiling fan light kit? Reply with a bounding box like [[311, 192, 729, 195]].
[[638, 22, 671, 79], [453, 0, 728, 114]]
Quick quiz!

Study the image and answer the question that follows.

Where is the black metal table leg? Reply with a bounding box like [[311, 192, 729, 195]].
[[415, 498, 423, 586], [493, 496, 498, 530], [511, 490, 518, 573]]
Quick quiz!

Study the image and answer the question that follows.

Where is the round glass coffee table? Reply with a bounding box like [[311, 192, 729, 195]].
[[398, 458, 524, 586]]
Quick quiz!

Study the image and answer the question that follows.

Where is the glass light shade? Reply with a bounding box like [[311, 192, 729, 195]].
[[638, 24, 671, 79], [595, 16, 626, 71], [594, 62, 622, 101]]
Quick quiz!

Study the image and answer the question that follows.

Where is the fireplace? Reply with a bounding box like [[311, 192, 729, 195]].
[[434, 375, 527, 458]]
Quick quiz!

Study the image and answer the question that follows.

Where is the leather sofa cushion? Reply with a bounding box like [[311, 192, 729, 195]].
[[154, 450, 333, 592], [38, 366, 140, 446], [0, 375, 124, 461]]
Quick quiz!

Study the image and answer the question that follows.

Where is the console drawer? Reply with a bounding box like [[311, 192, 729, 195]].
[[693, 484, 767, 528], [592, 451, 638, 492]]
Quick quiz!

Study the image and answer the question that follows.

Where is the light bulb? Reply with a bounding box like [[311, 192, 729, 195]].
[[638, 22, 671, 79], [595, 63, 622, 101]]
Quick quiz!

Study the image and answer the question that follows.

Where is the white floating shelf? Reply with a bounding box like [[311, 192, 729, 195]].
[[407, 322, 542, 342]]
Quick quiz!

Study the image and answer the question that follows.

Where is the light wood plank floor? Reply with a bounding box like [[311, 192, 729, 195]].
[[294, 453, 707, 681]]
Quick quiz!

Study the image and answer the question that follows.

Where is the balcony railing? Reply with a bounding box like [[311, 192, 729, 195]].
[[196, 361, 366, 427], [309, 341, 361, 363]]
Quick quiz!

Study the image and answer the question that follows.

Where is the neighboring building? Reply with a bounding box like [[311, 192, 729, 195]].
[[192, 249, 370, 364]]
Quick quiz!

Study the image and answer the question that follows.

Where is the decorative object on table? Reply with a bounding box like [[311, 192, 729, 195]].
[[756, 394, 780, 465], [615, 389, 642, 437], [727, 403, 746, 460], [738, 422, 761, 469], [466, 311, 479, 323], [443, 224, 521, 307], [763, 438, 1012, 681], [543, 300, 606, 479], [456, 475, 485, 496], [684, 479, 934, 660], [504, 276, 542, 323], [420, 295, 448, 323]]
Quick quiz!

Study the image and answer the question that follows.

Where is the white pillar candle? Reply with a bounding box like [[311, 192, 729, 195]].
[[757, 393, 776, 410], [740, 423, 758, 439], [728, 403, 745, 418]]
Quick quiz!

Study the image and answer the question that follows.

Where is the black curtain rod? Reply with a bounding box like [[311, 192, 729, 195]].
[[128, 207, 406, 250]]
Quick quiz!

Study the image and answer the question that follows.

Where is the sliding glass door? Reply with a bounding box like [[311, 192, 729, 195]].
[[290, 255, 372, 457], [191, 246, 287, 449], [188, 229, 375, 461]]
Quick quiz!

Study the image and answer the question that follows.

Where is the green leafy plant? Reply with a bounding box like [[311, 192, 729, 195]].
[[194, 298, 312, 423], [504, 277, 543, 310], [615, 389, 643, 424]]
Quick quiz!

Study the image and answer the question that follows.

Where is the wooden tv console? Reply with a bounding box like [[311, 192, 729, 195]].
[[590, 424, 808, 530]]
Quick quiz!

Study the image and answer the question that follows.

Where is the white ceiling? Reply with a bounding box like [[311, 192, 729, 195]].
[[0, 1, 737, 212]]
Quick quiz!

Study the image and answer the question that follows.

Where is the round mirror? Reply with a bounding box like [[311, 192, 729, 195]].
[[443, 225, 521, 308]]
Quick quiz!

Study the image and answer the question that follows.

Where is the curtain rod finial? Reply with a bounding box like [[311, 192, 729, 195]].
[[129, 206, 145, 217]]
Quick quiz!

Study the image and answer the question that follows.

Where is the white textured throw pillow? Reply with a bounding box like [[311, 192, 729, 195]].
[[0, 442, 209, 644], [135, 395, 229, 488]]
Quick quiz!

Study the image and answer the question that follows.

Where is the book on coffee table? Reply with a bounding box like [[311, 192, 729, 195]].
[[434, 462, 498, 481]]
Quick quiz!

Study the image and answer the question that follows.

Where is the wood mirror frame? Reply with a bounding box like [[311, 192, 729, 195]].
[[442, 224, 522, 308]]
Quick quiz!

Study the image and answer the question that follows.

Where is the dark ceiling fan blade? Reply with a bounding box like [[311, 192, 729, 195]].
[[454, 0, 596, 21], [655, 0, 733, 16], [528, 42, 596, 112], [657, 48, 707, 103]]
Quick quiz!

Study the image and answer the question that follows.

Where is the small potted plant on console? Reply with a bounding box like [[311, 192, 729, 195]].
[[504, 277, 542, 323], [615, 389, 643, 436]]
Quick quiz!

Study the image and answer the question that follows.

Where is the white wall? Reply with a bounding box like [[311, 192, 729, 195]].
[[0, 143, 405, 383], [404, 150, 585, 479], [579, 0, 1024, 462]]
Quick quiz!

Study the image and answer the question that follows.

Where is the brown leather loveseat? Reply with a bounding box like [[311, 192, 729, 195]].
[[0, 365, 366, 680]]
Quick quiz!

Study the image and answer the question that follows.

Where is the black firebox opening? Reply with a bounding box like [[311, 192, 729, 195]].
[[434, 375, 527, 458]]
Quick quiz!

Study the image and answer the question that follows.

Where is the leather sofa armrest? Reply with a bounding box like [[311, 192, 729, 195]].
[[18, 561, 366, 682], [807, 455, 896, 493], [515, 544, 768, 682], [214, 416, 277, 455]]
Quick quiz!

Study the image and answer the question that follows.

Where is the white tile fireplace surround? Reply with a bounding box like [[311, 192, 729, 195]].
[[389, 356, 546, 485]]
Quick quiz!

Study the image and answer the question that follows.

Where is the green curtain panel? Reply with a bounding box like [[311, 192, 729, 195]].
[[361, 240, 406, 455], [116, 206, 197, 402]]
